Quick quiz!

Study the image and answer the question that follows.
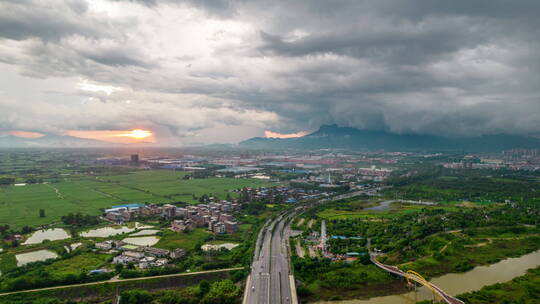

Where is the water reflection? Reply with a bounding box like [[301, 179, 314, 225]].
[[317, 250, 540, 304], [23, 228, 70, 245], [130, 229, 160, 236], [16, 250, 59, 266], [122, 236, 160, 246], [80, 226, 135, 238]]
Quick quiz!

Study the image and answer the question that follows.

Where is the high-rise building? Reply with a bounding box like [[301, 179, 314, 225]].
[[130, 154, 139, 165]]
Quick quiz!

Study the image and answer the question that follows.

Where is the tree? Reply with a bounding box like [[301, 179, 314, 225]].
[[21, 226, 33, 234], [120, 289, 153, 304], [201, 280, 240, 304], [115, 263, 124, 273], [199, 280, 210, 295], [39, 209, 46, 218], [0, 177, 15, 185]]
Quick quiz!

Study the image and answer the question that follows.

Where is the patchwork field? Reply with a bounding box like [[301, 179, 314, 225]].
[[316, 201, 465, 220], [0, 170, 273, 229], [155, 228, 212, 251]]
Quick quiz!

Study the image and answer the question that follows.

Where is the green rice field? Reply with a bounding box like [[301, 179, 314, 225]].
[[0, 170, 272, 229]]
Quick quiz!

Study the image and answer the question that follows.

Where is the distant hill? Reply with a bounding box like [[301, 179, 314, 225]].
[[0, 135, 123, 148], [240, 124, 540, 152]]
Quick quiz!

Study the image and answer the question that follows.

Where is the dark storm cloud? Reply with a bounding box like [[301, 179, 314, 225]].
[[0, 0, 109, 41], [1, 0, 540, 140], [111, 0, 158, 6], [235, 0, 540, 135], [0, 0, 152, 78], [112, 0, 237, 16], [77, 46, 154, 68]]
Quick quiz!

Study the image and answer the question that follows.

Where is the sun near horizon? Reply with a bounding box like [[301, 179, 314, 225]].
[[116, 129, 153, 139], [66, 129, 155, 143]]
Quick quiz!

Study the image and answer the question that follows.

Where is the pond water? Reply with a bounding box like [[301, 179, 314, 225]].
[[201, 243, 239, 251], [122, 236, 160, 246], [16, 250, 59, 266], [133, 222, 154, 229], [80, 226, 135, 238], [130, 229, 161, 236], [364, 200, 394, 211], [80, 222, 152, 238], [317, 250, 540, 304], [23, 228, 70, 245]]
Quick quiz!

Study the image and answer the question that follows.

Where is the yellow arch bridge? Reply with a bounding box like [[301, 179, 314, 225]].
[[370, 253, 465, 304]]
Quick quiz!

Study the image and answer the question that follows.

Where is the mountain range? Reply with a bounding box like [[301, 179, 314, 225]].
[[3, 125, 540, 151], [240, 124, 540, 152]]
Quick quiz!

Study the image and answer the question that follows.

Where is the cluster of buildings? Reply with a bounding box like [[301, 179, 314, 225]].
[[103, 200, 242, 235], [171, 201, 240, 234], [440, 150, 540, 172], [503, 149, 540, 160], [356, 166, 393, 181], [104, 203, 189, 224], [237, 186, 327, 204], [95, 240, 185, 269], [297, 220, 368, 262], [443, 158, 540, 171]]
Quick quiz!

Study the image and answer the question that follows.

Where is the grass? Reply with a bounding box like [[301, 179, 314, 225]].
[[0, 269, 239, 304], [43, 253, 111, 278], [205, 240, 239, 245], [456, 265, 540, 304], [0, 170, 273, 229], [155, 229, 212, 251], [0, 253, 17, 274], [401, 236, 540, 278], [316, 202, 458, 220], [294, 259, 405, 302]]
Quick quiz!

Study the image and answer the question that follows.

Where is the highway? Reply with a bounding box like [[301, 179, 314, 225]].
[[245, 214, 295, 304], [244, 188, 384, 304]]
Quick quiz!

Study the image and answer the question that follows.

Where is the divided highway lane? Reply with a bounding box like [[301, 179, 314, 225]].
[[245, 189, 382, 304], [245, 214, 294, 304], [270, 215, 293, 304]]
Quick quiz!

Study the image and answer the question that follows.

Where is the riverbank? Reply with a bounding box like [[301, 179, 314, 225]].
[[313, 250, 540, 303], [454, 265, 540, 304], [399, 235, 540, 278]]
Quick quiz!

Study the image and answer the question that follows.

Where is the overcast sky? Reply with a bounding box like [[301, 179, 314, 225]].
[[1, 0, 540, 145]]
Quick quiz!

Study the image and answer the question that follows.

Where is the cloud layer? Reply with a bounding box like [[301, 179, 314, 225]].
[[1, 0, 540, 144]]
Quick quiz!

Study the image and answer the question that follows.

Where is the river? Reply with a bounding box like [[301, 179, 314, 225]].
[[317, 250, 540, 304]]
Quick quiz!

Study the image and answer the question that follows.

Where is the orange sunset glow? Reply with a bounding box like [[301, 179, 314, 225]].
[[4, 131, 45, 138], [67, 129, 155, 143], [264, 130, 308, 139], [114, 129, 153, 139]]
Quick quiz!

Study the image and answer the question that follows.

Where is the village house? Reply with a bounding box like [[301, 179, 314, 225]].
[[170, 248, 186, 259]]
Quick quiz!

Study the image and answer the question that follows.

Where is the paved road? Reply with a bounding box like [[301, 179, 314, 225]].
[[0, 267, 243, 297], [245, 188, 383, 304], [246, 214, 294, 304], [270, 215, 293, 304]]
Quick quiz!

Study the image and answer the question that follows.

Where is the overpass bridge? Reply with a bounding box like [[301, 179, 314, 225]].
[[369, 253, 465, 304]]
